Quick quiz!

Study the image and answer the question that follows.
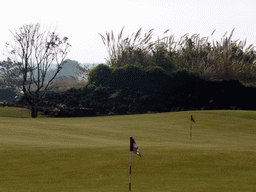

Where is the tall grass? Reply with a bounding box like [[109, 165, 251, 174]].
[[99, 26, 154, 67], [100, 27, 256, 83]]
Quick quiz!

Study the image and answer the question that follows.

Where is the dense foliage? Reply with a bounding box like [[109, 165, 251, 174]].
[[100, 28, 256, 84], [86, 63, 203, 93], [10, 78, 256, 117], [2, 26, 256, 118], [87, 64, 112, 87]]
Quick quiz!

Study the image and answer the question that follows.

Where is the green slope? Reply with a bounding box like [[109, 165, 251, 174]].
[[0, 110, 255, 191]]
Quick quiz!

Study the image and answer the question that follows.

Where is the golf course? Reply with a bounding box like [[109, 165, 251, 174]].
[[0, 107, 255, 191]]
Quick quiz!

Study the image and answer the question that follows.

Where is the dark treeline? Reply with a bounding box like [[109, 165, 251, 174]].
[[10, 64, 256, 117], [1, 27, 256, 117]]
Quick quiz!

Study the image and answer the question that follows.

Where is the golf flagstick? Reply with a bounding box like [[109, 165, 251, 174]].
[[190, 115, 195, 139], [129, 137, 132, 192], [129, 137, 141, 192]]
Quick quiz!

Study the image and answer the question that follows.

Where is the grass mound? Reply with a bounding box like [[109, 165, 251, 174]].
[[0, 110, 255, 191]]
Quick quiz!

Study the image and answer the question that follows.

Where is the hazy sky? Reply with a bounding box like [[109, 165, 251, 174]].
[[1, 0, 255, 64]]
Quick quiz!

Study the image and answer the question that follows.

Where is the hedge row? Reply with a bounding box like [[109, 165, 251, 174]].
[[86, 64, 203, 93]]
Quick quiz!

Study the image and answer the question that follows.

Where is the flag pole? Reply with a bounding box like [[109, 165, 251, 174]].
[[190, 117, 192, 140], [190, 115, 195, 140], [129, 137, 133, 192]]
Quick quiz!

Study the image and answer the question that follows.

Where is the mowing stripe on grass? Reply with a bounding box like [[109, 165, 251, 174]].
[[0, 110, 255, 191]]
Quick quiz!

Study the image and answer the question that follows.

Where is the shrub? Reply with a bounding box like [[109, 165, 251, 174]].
[[87, 64, 112, 87], [146, 66, 170, 90], [110, 64, 148, 90], [171, 69, 202, 84], [167, 69, 204, 97]]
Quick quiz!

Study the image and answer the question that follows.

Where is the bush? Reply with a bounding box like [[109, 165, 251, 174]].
[[171, 69, 201, 82], [110, 64, 148, 90], [146, 66, 170, 89], [166, 69, 204, 97], [87, 64, 112, 87]]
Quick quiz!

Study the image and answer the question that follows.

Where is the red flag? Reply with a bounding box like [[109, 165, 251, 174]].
[[132, 139, 141, 157]]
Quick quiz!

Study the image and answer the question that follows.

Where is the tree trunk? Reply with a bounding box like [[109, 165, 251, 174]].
[[31, 105, 38, 118]]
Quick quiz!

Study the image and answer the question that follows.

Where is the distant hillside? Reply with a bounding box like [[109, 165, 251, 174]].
[[45, 59, 100, 82]]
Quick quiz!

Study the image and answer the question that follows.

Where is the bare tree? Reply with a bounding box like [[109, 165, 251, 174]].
[[5, 23, 71, 118]]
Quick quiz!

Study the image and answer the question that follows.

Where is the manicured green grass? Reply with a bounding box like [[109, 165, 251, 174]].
[[0, 109, 255, 191], [0, 107, 45, 118]]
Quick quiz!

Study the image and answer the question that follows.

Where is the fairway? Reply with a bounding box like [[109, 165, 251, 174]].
[[0, 109, 256, 191]]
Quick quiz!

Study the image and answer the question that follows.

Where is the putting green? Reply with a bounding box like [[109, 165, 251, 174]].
[[0, 109, 255, 191]]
